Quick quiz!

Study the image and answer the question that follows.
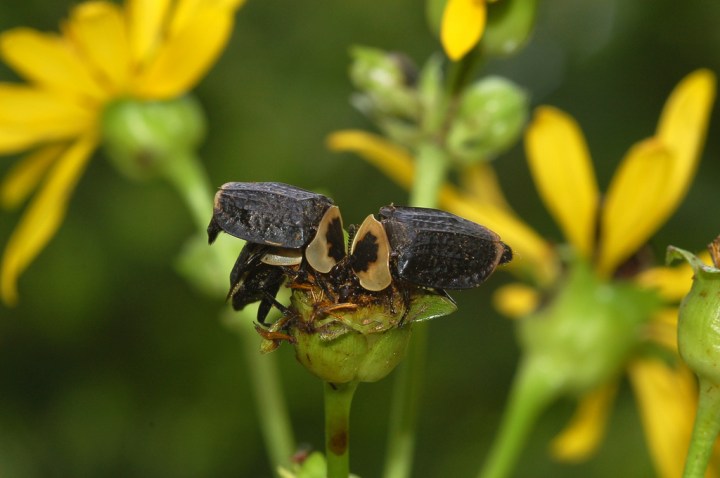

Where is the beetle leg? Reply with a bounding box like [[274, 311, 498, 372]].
[[260, 290, 294, 318], [254, 323, 295, 344], [397, 285, 412, 326], [313, 302, 358, 322]]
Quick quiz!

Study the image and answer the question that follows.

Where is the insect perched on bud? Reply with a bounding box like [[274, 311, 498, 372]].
[[207, 182, 511, 382]]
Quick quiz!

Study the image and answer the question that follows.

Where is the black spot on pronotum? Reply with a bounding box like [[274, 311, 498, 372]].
[[350, 215, 392, 291], [327, 217, 346, 263], [350, 232, 379, 273], [306, 206, 346, 273]]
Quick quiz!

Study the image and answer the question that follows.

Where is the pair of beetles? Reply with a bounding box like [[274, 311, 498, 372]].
[[207, 182, 512, 325]]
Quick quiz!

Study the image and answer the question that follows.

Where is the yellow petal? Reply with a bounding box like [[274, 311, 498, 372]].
[[0, 28, 106, 100], [597, 138, 673, 277], [132, 1, 240, 98], [65, 1, 130, 93], [642, 308, 679, 353], [636, 258, 701, 302], [627, 358, 697, 478], [492, 282, 539, 318], [126, 0, 172, 67], [550, 383, 618, 461], [460, 162, 512, 211], [327, 130, 414, 189], [169, 0, 246, 35], [327, 130, 559, 285], [440, 0, 486, 61], [655, 69, 716, 219], [0, 84, 94, 152], [1, 133, 97, 306], [0, 144, 65, 209], [525, 106, 599, 260]]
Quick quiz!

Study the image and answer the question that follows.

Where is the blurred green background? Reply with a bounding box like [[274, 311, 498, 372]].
[[1, 1, 719, 477]]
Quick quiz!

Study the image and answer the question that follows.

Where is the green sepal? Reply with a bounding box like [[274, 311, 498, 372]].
[[667, 245, 720, 279], [405, 289, 458, 323]]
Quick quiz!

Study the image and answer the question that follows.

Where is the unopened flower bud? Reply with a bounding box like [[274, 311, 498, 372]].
[[446, 76, 527, 164], [668, 242, 720, 386], [101, 96, 206, 180], [482, 0, 538, 57], [349, 46, 420, 121], [287, 281, 455, 384]]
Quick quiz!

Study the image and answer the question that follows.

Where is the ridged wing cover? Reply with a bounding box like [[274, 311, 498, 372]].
[[379, 206, 512, 289], [208, 182, 334, 247]]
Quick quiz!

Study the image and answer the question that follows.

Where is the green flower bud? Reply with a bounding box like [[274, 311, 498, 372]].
[[668, 244, 720, 386], [101, 96, 206, 180], [667, 239, 720, 478], [349, 46, 420, 121], [482, 0, 538, 57], [518, 259, 661, 395], [446, 76, 528, 164], [282, 281, 456, 384]]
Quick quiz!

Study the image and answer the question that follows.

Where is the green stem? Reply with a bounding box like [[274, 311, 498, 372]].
[[478, 359, 558, 478], [382, 322, 429, 478], [408, 142, 447, 209], [162, 151, 296, 476], [160, 150, 216, 232], [383, 142, 445, 478], [325, 381, 359, 478], [445, 49, 484, 98], [683, 379, 720, 478]]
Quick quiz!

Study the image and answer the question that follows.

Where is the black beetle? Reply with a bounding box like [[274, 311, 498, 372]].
[[208, 182, 335, 247], [208, 182, 513, 324], [227, 242, 291, 324], [378, 205, 512, 289]]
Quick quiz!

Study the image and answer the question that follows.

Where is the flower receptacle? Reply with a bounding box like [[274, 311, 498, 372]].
[[518, 259, 661, 396], [101, 96, 206, 180]]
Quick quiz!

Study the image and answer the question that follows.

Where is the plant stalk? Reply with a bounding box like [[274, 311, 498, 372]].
[[383, 142, 445, 478], [683, 379, 720, 478], [325, 381, 360, 478], [478, 359, 558, 478]]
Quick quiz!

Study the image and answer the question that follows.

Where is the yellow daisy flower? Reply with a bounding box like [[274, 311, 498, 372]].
[[328, 69, 716, 477], [0, 0, 244, 305]]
